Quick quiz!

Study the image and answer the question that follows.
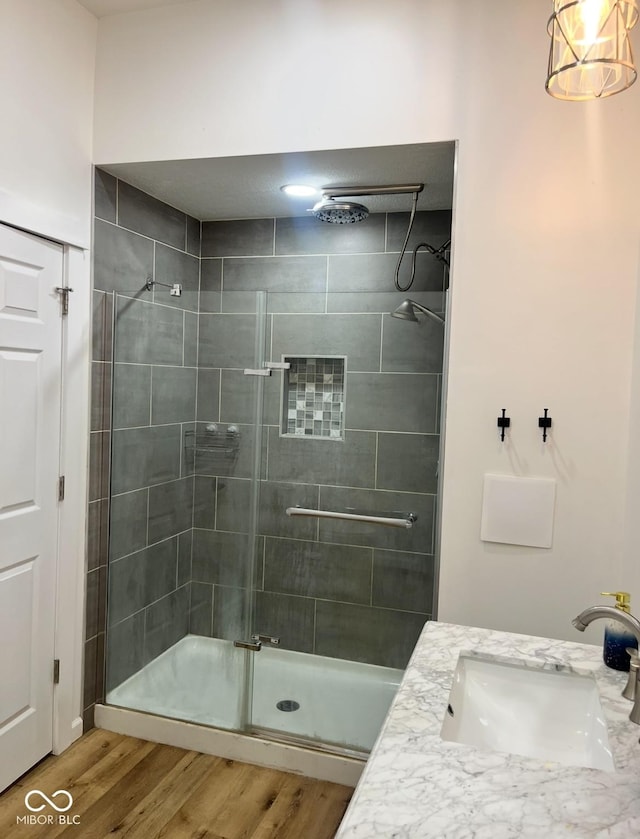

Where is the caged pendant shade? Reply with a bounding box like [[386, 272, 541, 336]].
[[546, 0, 639, 100]]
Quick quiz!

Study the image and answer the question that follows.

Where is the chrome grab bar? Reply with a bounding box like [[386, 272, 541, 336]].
[[285, 507, 417, 529]]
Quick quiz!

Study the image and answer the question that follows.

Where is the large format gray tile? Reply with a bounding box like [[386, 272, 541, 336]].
[[219, 368, 279, 426], [263, 537, 372, 604], [386, 209, 452, 253], [267, 429, 376, 488], [317, 485, 434, 553], [315, 601, 427, 668], [118, 180, 186, 250], [271, 313, 381, 372], [184, 312, 198, 367], [200, 259, 222, 313], [109, 488, 148, 561], [85, 632, 106, 710], [178, 530, 192, 586], [148, 477, 194, 545], [202, 218, 274, 257], [85, 565, 107, 640], [381, 311, 444, 373], [328, 252, 445, 293], [376, 433, 439, 494], [91, 362, 111, 432], [111, 425, 182, 494], [94, 220, 154, 294], [192, 528, 249, 587], [108, 537, 178, 625], [198, 314, 258, 369], [372, 549, 435, 614], [189, 582, 213, 636], [215, 477, 252, 533], [196, 368, 221, 422], [83, 636, 99, 710], [212, 585, 246, 641], [92, 290, 113, 362], [87, 499, 109, 571], [151, 366, 197, 425], [89, 432, 110, 502], [112, 363, 151, 429], [186, 215, 201, 257], [327, 290, 443, 315], [115, 297, 184, 366], [223, 255, 326, 293], [144, 585, 189, 663], [346, 373, 438, 433], [95, 168, 117, 223], [275, 214, 385, 256], [154, 244, 199, 312], [254, 591, 315, 653], [258, 481, 319, 540], [193, 477, 217, 529], [95, 633, 106, 704], [106, 611, 145, 691], [221, 291, 326, 315]]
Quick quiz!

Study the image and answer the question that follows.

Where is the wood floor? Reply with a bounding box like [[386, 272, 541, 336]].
[[0, 729, 353, 838]]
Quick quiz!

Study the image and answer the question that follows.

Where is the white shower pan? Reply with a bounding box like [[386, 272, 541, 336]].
[[106, 634, 402, 754]]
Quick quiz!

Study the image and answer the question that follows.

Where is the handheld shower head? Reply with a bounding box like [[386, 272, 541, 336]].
[[391, 299, 444, 325]]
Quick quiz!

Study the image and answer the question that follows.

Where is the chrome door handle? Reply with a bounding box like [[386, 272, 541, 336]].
[[234, 639, 262, 651]]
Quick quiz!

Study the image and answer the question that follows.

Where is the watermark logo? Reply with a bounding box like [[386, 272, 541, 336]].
[[16, 789, 80, 826], [25, 790, 73, 812]]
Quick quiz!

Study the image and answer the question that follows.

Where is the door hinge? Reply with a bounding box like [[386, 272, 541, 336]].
[[55, 286, 74, 316], [58, 476, 65, 501], [53, 659, 60, 684]]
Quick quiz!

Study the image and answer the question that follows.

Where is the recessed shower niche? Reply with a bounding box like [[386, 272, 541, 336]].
[[281, 356, 346, 440]]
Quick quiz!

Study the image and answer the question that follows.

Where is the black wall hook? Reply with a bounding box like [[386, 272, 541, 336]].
[[497, 409, 511, 442], [538, 408, 552, 442]]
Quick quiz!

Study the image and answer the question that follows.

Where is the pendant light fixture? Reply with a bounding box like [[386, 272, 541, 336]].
[[546, 0, 639, 100]]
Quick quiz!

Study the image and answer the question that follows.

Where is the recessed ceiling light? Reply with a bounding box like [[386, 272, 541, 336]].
[[280, 184, 317, 198]]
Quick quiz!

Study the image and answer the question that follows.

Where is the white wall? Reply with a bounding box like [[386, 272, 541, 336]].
[[0, 0, 97, 247], [93, 0, 640, 643]]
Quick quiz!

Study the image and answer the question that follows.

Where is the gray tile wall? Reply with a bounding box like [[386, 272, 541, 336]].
[[86, 169, 449, 731], [85, 169, 200, 728], [194, 210, 449, 670]]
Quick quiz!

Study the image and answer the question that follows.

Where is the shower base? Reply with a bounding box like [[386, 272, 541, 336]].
[[106, 635, 402, 754]]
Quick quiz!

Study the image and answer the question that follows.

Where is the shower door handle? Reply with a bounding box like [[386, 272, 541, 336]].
[[234, 639, 262, 651]]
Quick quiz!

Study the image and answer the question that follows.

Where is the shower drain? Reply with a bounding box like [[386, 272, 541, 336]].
[[276, 699, 300, 712]]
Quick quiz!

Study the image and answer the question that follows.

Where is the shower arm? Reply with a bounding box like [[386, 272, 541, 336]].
[[321, 183, 424, 200]]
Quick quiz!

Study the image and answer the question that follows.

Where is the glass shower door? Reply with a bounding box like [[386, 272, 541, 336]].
[[105, 289, 268, 734], [247, 289, 441, 753]]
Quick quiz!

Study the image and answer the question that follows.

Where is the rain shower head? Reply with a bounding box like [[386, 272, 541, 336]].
[[391, 299, 444, 325], [311, 184, 423, 225], [312, 198, 369, 224]]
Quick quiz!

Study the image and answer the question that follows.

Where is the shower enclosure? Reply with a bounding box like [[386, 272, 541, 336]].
[[98, 179, 450, 758]]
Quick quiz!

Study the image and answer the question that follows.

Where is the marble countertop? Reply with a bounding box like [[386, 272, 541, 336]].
[[336, 621, 640, 838]]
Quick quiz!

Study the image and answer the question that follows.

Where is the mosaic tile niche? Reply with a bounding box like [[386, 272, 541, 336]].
[[282, 356, 346, 439]]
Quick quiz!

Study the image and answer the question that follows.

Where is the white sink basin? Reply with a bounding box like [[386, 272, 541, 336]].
[[440, 653, 614, 771]]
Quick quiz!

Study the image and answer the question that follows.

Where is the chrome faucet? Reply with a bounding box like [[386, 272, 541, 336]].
[[573, 605, 640, 725]]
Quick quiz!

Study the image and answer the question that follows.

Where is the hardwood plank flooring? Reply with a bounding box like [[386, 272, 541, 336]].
[[0, 729, 353, 839]]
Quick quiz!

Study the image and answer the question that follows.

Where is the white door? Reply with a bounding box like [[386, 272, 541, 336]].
[[0, 224, 63, 792]]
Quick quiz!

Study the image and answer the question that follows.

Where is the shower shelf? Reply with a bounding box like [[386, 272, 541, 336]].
[[184, 426, 240, 455], [285, 507, 417, 529]]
